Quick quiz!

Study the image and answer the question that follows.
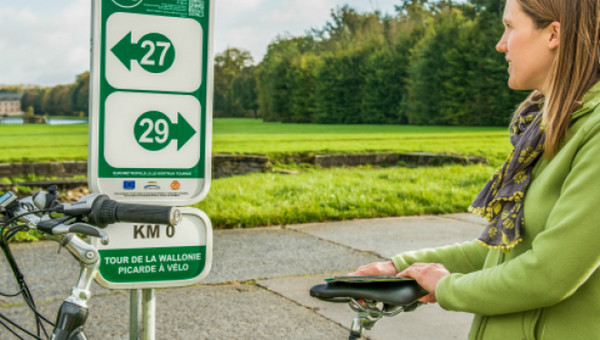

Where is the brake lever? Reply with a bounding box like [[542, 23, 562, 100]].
[[54, 223, 109, 245], [38, 219, 109, 245]]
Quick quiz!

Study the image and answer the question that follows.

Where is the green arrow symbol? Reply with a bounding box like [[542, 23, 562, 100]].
[[111, 31, 139, 71], [172, 113, 197, 151], [111, 32, 175, 73], [134, 111, 196, 152]]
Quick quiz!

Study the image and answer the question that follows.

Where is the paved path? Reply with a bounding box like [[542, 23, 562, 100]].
[[0, 214, 486, 340]]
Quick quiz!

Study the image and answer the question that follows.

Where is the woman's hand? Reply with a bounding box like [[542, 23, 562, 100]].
[[347, 260, 398, 276], [397, 263, 450, 303]]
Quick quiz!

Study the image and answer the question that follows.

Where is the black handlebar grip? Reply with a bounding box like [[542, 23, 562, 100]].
[[88, 196, 182, 228]]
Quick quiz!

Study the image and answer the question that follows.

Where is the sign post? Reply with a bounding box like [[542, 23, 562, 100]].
[[89, 1, 214, 339], [89, 0, 214, 206], [91, 207, 212, 340]]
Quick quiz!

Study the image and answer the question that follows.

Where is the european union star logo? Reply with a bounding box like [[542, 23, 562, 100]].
[[123, 181, 136, 190]]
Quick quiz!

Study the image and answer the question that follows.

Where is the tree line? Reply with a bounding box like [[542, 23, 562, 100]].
[[217, 0, 528, 126], [3, 0, 526, 126], [1, 72, 89, 117]]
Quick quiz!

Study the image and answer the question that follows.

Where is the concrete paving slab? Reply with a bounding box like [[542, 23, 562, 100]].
[[258, 274, 472, 340], [289, 214, 484, 259], [443, 213, 487, 226], [204, 227, 383, 284], [0, 227, 383, 339], [1, 284, 350, 340], [0, 227, 382, 303]]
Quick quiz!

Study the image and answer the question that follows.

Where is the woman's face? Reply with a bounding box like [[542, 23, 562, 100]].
[[496, 0, 558, 94]]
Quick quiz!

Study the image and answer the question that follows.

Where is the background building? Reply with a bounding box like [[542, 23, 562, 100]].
[[0, 93, 24, 115]]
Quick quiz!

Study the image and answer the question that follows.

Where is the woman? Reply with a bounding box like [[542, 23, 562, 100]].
[[351, 0, 600, 338]]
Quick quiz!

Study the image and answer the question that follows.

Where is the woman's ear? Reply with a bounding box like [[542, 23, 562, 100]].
[[548, 21, 560, 50]]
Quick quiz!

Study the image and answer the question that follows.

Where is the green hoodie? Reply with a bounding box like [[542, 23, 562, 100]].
[[392, 81, 600, 339]]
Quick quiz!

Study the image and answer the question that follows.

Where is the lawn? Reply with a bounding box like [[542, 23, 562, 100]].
[[195, 164, 494, 228], [0, 118, 512, 166], [213, 119, 511, 166], [0, 123, 89, 162]]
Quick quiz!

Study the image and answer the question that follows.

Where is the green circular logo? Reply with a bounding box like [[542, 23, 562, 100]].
[[112, 0, 143, 8], [134, 111, 172, 151], [138, 33, 176, 73]]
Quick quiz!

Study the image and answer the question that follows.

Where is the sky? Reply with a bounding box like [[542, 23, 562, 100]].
[[0, 0, 400, 87]]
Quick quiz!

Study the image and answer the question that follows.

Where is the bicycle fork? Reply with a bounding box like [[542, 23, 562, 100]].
[[51, 235, 100, 340]]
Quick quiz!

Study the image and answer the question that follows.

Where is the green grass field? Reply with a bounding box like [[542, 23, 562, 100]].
[[195, 164, 493, 228], [0, 118, 511, 165], [213, 119, 511, 166], [0, 119, 510, 231], [0, 124, 89, 162]]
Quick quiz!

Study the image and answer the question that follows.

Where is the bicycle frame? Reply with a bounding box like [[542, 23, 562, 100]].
[[49, 234, 100, 340]]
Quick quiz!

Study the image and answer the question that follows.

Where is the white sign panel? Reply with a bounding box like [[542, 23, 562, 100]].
[[89, 0, 214, 206]]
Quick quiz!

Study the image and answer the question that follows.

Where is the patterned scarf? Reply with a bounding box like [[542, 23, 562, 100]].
[[469, 99, 545, 252]]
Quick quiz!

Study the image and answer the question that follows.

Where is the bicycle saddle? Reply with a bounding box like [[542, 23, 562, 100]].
[[310, 276, 428, 307]]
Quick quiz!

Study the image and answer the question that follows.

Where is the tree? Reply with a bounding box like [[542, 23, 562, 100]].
[[71, 72, 89, 116], [256, 36, 318, 121], [232, 65, 259, 118], [314, 48, 369, 123], [21, 87, 44, 115], [213, 48, 255, 117], [286, 54, 320, 123], [361, 44, 410, 124]]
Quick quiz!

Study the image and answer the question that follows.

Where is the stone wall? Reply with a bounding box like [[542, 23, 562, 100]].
[[0, 155, 272, 180], [0, 152, 486, 182], [0, 161, 87, 178], [313, 152, 487, 168], [212, 154, 271, 178]]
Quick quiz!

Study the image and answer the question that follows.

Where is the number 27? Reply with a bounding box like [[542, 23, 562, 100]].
[[140, 40, 171, 66]]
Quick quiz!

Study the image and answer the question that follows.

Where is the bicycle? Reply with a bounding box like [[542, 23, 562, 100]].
[[0, 185, 181, 339], [310, 275, 428, 340]]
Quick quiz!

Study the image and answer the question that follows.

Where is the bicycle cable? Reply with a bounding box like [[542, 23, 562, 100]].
[[0, 313, 44, 340], [0, 210, 56, 339]]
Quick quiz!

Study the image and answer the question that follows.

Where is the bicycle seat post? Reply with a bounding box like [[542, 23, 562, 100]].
[[347, 299, 385, 339]]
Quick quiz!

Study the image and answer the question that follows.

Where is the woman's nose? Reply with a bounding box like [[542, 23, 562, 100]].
[[496, 35, 507, 53]]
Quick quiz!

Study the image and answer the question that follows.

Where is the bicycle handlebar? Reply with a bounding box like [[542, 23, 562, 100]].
[[84, 194, 181, 228], [1, 188, 182, 242], [57, 193, 182, 228]]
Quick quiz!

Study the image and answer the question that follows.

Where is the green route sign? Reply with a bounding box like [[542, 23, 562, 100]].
[[89, 0, 214, 206], [93, 208, 213, 289]]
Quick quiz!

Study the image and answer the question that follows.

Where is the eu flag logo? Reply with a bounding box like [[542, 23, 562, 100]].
[[123, 181, 136, 190]]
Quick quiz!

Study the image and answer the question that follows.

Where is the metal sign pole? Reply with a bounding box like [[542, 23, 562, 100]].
[[130, 290, 141, 340], [130, 289, 156, 340], [141, 289, 156, 340]]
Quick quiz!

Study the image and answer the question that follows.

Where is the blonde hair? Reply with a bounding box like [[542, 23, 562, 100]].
[[513, 0, 600, 157]]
